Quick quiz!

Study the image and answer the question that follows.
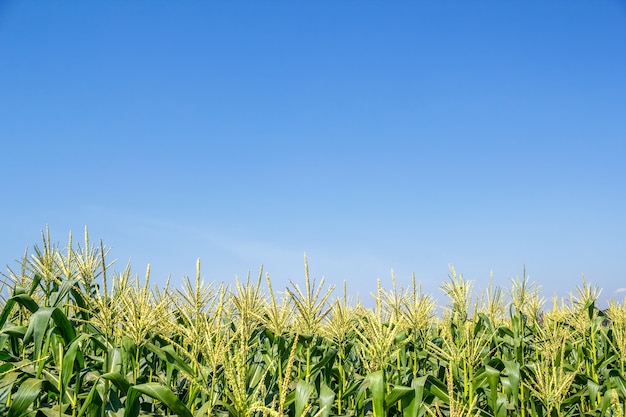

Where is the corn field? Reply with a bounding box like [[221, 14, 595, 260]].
[[2, 230, 626, 417]]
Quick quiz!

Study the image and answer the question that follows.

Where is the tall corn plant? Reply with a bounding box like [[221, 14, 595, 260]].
[[286, 254, 334, 385], [398, 273, 436, 381], [322, 282, 360, 415], [255, 272, 295, 405], [166, 262, 231, 417], [353, 279, 401, 417]]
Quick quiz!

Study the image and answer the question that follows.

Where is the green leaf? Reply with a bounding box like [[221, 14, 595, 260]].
[[410, 376, 428, 417], [0, 299, 17, 330], [502, 360, 520, 405], [11, 294, 40, 313], [194, 401, 215, 417], [24, 307, 77, 361], [368, 370, 385, 417], [23, 309, 52, 361], [608, 369, 626, 396], [123, 384, 142, 417], [146, 342, 194, 376], [0, 372, 19, 410], [485, 364, 501, 413], [310, 347, 338, 376], [423, 375, 449, 404], [318, 382, 335, 417], [49, 307, 77, 343], [385, 385, 413, 409], [106, 347, 123, 374], [61, 334, 88, 391], [7, 377, 43, 417], [28, 275, 42, 297], [587, 378, 601, 408], [33, 406, 73, 417], [49, 278, 77, 308], [101, 372, 130, 395], [70, 287, 91, 322], [0, 293, 39, 330], [124, 382, 192, 417], [0, 325, 27, 338], [400, 378, 428, 417], [76, 381, 100, 417], [295, 379, 315, 417]]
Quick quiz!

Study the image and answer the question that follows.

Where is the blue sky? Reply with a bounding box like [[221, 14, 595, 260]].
[[1, 1, 625, 307]]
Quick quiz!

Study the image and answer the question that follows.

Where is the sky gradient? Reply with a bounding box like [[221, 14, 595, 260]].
[[1, 1, 625, 307]]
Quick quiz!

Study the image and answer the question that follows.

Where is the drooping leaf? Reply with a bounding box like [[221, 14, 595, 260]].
[[385, 385, 413, 409], [124, 382, 192, 417], [423, 375, 449, 404], [23, 307, 77, 361], [310, 347, 338, 376], [0, 293, 39, 329], [101, 372, 130, 395]]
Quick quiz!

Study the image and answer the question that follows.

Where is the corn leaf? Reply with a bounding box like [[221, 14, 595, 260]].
[[7, 377, 43, 417], [101, 372, 130, 395], [295, 379, 315, 417], [124, 382, 192, 417], [385, 384, 413, 409], [318, 382, 335, 417], [367, 370, 385, 417]]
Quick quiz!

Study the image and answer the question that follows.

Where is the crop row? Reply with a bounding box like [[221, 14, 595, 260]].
[[1, 229, 626, 417]]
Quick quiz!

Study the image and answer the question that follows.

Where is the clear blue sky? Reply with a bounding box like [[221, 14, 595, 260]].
[[1, 1, 625, 307]]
